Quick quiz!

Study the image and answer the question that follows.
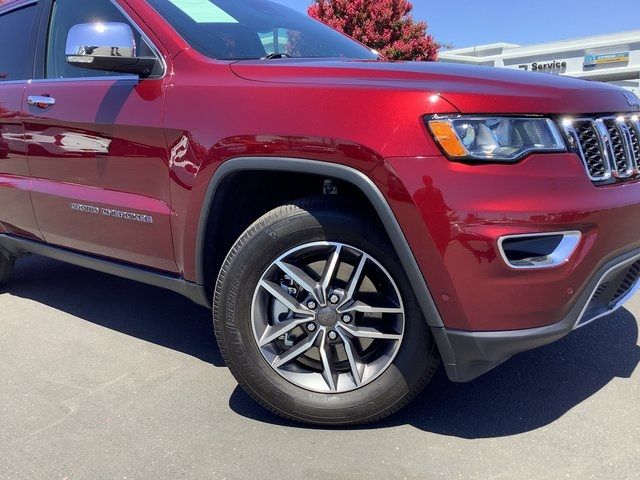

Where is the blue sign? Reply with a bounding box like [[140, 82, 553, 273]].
[[584, 52, 630, 68]]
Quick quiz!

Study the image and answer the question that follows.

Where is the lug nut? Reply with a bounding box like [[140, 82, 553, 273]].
[[328, 331, 338, 340], [342, 314, 352, 323], [307, 300, 317, 310], [307, 323, 317, 332], [329, 294, 340, 304]]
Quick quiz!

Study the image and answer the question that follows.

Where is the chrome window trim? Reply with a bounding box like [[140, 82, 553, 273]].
[[43, 0, 167, 81], [0, 80, 31, 85], [29, 75, 141, 83], [573, 252, 640, 330], [497, 231, 582, 270]]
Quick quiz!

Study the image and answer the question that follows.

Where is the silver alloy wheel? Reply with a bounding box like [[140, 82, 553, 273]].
[[251, 242, 405, 393]]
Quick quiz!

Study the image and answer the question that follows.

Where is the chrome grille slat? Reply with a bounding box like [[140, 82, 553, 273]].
[[618, 121, 637, 174], [627, 118, 640, 170], [603, 118, 634, 177], [594, 120, 617, 177], [563, 115, 639, 183], [565, 119, 610, 181], [603, 119, 628, 175]]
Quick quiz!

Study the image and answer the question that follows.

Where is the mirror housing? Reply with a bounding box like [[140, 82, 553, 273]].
[[65, 22, 160, 78]]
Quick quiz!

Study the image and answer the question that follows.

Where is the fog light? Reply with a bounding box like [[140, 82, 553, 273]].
[[498, 231, 581, 269]]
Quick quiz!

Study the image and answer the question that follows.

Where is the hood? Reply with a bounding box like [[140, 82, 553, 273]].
[[230, 59, 639, 115]]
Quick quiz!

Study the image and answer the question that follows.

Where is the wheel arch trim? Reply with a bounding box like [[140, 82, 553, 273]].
[[195, 157, 445, 328]]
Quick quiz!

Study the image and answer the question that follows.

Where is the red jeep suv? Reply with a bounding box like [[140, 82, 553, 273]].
[[1, 0, 640, 425]]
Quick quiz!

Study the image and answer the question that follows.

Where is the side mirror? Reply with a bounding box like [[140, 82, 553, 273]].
[[65, 22, 159, 78]]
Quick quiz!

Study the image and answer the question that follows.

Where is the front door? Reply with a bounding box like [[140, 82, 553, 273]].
[[0, 1, 42, 240], [23, 0, 177, 272]]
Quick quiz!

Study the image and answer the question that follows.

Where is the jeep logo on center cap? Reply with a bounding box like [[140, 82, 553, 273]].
[[317, 307, 338, 328], [624, 92, 640, 109]]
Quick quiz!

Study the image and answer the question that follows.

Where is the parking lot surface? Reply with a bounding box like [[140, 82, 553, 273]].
[[1, 256, 639, 479]]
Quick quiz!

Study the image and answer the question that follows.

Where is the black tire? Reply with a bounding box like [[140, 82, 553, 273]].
[[213, 198, 440, 425], [0, 251, 13, 288]]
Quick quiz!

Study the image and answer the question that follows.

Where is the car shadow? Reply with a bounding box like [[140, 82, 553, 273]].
[[229, 300, 640, 438], [3, 255, 224, 367], [5, 256, 640, 438]]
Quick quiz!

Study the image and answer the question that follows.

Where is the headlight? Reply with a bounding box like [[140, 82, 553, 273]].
[[426, 116, 566, 162]]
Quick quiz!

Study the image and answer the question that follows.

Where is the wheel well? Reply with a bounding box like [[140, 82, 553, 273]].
[[201, 170, 382, 298]]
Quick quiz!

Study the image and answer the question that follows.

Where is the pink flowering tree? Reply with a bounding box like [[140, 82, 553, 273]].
[[308, 0, 439, 61]]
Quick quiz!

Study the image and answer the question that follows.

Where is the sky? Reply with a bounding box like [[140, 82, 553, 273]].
[[283, 0, 640, 49]]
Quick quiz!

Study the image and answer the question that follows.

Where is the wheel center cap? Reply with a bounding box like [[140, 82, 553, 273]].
[[316, 307, 338, 328]]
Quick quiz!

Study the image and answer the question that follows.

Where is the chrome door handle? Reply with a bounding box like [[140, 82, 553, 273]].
[[27, 95, 56, 108]]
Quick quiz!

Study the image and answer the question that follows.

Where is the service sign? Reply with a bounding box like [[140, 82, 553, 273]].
[[517, 61, 567, 73], [584, 52, 629, 67]]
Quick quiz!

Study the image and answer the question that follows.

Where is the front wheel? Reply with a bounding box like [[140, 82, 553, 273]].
[[213, 200, 440, 425]]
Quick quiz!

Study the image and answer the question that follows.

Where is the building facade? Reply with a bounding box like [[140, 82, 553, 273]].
[[439, 31, 640, 96]]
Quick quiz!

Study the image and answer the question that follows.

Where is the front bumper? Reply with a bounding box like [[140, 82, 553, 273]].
[[435, 248, 640, 381], [372, 152, 640, 381]]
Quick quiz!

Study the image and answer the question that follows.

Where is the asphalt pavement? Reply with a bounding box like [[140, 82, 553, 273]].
[[1, 255, 639, 479]]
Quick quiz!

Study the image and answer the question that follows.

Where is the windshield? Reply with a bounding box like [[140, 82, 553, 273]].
[[146, 0, 379, 60]]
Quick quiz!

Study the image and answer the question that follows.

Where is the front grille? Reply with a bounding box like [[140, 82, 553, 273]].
[[563, 115, 640, 183], [578, 259, 640, 327]]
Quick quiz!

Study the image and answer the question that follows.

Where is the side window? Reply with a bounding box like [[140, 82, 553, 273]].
[[0, 3, 39, 82], [46, 0, 156, 79]]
